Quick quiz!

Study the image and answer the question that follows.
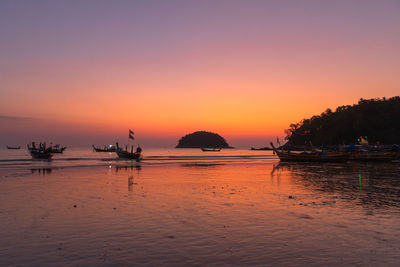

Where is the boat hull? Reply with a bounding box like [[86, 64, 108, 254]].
[[349, 152, 399, 162], [201, 148, 221, 152], [275, 150, 399, 163], [92, 145, 116, 152], [275, 151, 349, 162], [116, 150, 142, 161], [29, 150, 53, 159]]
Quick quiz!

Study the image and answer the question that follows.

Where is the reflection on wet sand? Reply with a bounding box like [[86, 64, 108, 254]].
[[30, 168, 53, 175], [114, 165, 141, 192], [128, 175, 134, 191], [2, 163, 400, 266], [272, 162, 400, 209], [115, 164, 141, 173]]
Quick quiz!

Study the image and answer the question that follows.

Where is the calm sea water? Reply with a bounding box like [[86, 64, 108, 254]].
[[1, 148, 400, 266], [0, 147, 276, 170]]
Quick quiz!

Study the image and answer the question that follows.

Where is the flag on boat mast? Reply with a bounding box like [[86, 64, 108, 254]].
[[129, 129, 134, 140]]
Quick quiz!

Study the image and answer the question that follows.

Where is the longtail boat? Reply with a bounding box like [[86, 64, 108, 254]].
[[250, 147, 272, 151], [27, 142, 53, 159], [270, 142, 348, 162], [92, 145, 116, 152], [115, 143, 142, 161], [201, 147, 221, 152], [47, 144, 67, 153], [7, 146, 21, 149]]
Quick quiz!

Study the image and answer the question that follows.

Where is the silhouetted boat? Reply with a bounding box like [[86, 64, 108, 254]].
[[349, 151, 399, 162], [343, 143, 400, 161], [270, 142, 348, 162], [115, 143, 142, 161], [6, 146, 21, 149], [92, 145, 116, 152], [29, 149, 53, 159], [201, 147, 221, 152], [47, 144, 66, 153], [27, 142, 52, 159], [250, 147, 272, 150]]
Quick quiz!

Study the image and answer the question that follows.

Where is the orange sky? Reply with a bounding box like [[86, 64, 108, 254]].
[[1, 1, 400, 147]]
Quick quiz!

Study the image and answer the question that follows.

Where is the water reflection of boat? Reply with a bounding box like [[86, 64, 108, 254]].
[[201, 147, 221, 152], [30, 168, 52, 175], [271, 162, 400, 209], [6, 146, 21, 149], [270, 143, 348, 162], [115, 165, 142, 172], [92, 145, 116, 152]]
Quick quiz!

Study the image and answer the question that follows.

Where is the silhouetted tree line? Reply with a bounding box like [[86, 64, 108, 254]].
[[285, 97, 400, 146]]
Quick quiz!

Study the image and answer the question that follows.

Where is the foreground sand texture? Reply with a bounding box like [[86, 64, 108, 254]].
[[1, 163, 400, 266]]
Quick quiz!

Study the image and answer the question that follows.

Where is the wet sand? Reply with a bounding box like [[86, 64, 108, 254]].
[[1, 162, 400, 266]]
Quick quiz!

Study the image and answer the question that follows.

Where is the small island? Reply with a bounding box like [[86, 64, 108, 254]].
[[176, 131, 233, 148]]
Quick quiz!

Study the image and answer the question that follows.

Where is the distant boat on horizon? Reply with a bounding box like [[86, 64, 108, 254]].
[[6, 146, 21, 149], [201, 147, 221, 152], [250, 147, 272, 151]]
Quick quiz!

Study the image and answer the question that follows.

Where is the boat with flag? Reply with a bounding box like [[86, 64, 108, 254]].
[[115, 143, 142, 161], [115, 129, 143, 161]]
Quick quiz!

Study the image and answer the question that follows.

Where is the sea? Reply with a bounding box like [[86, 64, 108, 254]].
[[1, 147, 400, 266], [0, 148, 276, 170]]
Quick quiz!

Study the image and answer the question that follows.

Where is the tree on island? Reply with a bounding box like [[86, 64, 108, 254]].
[[285, 97, 400, 146], [176, 131, 232, 148]]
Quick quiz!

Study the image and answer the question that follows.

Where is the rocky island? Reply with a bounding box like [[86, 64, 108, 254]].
[[176, 131, 232, 148]]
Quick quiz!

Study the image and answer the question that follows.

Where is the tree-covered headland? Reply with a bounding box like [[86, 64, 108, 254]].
[[285, 97, 400, 147]]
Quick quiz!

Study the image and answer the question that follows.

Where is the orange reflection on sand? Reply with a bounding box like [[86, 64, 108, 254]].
[[1, 162, 400, 265]]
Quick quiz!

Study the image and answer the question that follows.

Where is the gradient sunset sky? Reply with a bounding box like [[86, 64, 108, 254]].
[[1, 0, 399, 147]]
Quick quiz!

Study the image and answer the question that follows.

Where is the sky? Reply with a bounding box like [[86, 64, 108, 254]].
[[1, 0, 399, 148]]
